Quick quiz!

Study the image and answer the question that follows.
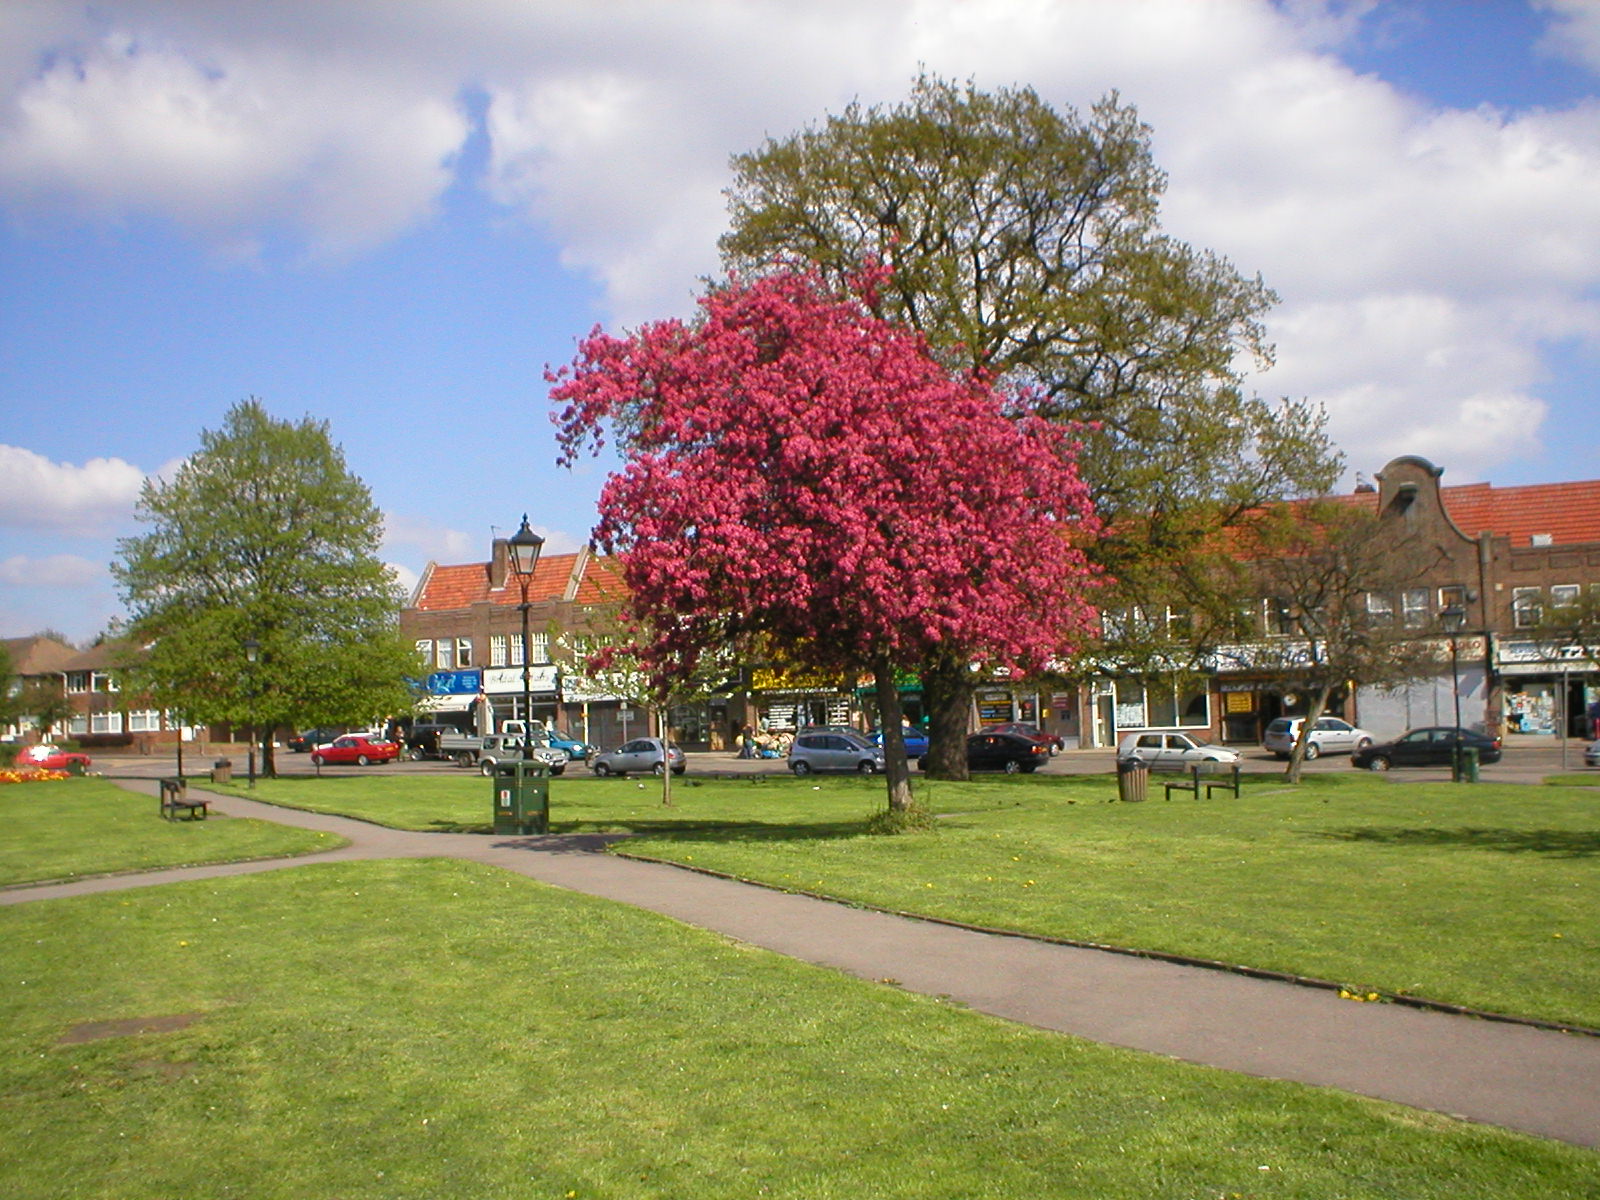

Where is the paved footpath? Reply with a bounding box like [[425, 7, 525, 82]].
[[7, 781, 1600, 1151]]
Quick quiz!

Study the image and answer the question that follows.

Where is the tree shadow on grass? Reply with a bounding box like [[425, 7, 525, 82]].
[[1318, 826, 1600, 858], [574, 817, 878, 844]]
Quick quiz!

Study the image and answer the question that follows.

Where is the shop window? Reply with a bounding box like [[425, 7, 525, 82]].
[[1512, 588, 1543, 629], [1116, 678, 1208, 729]]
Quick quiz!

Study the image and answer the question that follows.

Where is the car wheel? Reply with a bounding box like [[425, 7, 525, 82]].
[[551, 765, 565, 776], [1004, 759, 1021, 774], [1367, 756, 1391, 772], [792, 761, 812, 776], [311, 754, 325, 766], [480, 761, 496, 777], [454, 752, 474, 768], [357, 754, 370, 766], [857, 760, 878, 774], [593, 762, 612, 777], [653, 761, 666, 776], [672, 766, 686, 776], [408, 748, 424, 762], [1303, 743, 1320, 760]]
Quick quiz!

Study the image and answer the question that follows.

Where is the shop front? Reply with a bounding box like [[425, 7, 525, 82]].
[[1496, 639, 1598, 739]]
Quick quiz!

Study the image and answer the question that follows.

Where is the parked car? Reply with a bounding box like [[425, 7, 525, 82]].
[[287, 726, 351, 753], [404, 722, 475, 761], [16, 744, 91, 771], [1586, 740, 1600, 768], [543, 726, 596, 761], [473, 734, 567, 777], [309, 735, 401, 767], [867, 725, 929, 760], [1115, 731, 1242, 770], [965, 730, 1051, 774], [789, 731, 885, 775], [981, 723, 1064, 754], [1262, 716, 1375, 760], [1350, 727, 1502, 771], [590, 737, 686, 777]]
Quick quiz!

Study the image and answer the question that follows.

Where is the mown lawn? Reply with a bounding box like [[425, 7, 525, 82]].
[[212, 770, 1600, 1029], [2, 857, 1593, 1199], [0, 778, 344, 887]]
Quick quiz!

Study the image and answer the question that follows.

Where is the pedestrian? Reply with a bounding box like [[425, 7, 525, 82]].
[[738, 723, 755, 759], [1587, 697, 1600, 739]]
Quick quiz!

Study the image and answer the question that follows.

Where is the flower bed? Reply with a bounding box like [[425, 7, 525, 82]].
[[0, 768, 71, 785]]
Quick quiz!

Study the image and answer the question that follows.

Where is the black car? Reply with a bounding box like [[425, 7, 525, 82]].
[[287, 726, 351, 753], [1349, 727, 1502, 771], [963, 731, 1052, 774]]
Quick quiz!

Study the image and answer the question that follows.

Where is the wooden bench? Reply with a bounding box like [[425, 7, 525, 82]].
[[159, 777, 209, 821], [1163, 763, 1242, 801]]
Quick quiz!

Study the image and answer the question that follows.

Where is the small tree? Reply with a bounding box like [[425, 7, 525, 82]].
[[19, 680, 75, 741], [113, 399, 418, 777], [1235, 502, 1446, 782], [551, 268, 1102, 814]]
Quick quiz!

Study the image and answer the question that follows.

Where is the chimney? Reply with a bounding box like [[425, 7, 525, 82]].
[[489, 537, 509, 589]]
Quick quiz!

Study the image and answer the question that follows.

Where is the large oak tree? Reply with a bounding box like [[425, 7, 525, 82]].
[[721, 74, 1341, 774]]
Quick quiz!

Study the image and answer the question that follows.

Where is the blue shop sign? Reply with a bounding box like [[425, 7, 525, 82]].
[[427, 670, 483, 696]]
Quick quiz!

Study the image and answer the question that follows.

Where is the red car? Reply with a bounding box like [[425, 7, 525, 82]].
[[980, 723, 1063, 754], [309, 735, 399, 767], [17, 744, 92, 770]]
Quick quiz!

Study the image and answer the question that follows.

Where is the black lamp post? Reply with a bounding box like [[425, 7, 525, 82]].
[[243, 637, 261, 789], [1440, 605, 1466, 782], [507, 515, 545, 758]]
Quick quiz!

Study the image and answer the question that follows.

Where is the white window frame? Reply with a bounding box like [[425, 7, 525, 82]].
[[414, 639, 433, 666], [1512, 587, 1543, 629], [90, 711, 124, 734], [67, 713, 88, 735], [490, 635, 508, 667], [1365, 593, 1395, 626], [454, 637, 473, 668], [530, 632, 550, 664], [510, 633, 526, 667], [128, 710, 162, 732], [435, 640, 455, 670], [1401, 588, 1430, 628], [1550, 584, 1580, 608], [66, 671, 90, 693]]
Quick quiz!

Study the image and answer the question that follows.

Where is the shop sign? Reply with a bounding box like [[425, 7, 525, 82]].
[[427, 669, 482, 695], [752, 666, 841, 692], [481, 665, 560, 695], [1496, 638, 1587, 666]]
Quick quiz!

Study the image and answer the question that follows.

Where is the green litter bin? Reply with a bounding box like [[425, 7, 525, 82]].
[[492, 759, 550, 835], [1453, 745, 1480, 783]]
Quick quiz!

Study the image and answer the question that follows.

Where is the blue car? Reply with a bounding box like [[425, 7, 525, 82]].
[[869, 725, 929, 760], [544, 726, 596, 760]]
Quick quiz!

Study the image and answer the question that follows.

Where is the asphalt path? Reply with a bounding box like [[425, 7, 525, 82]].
[[7, 755, 1600, 1150]]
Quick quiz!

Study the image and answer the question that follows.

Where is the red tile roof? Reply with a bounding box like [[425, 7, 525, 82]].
[[1438, 478, 1600, 547], [411, 552, 628, 612]]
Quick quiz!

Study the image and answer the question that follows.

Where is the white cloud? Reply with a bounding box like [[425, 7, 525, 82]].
[[0, 553, 103, 587], [0, 445, 147, 535], [382, 513, 584, 568], [1538, 0, 1600, 73]]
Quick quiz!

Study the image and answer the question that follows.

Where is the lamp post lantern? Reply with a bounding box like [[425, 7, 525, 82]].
[[1440, 605, 1466, 782], [243, 637, 261, 789], [507, 515, 545, 757]]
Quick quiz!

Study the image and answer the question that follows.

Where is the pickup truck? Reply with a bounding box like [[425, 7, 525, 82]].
[[441, 732, 572, 780]]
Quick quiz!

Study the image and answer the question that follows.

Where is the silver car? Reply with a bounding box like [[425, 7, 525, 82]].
[[1262, 717, 1375, 760], [788, 731, 885, 775], [1116, 731, 1241, 770], [475, 734, 567, 777], [1585, 740, 1600, 768], [590, 737, 686, 777]]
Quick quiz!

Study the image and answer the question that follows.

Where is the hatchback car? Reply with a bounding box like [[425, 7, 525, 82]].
[[965, 731, 1052, 773], [1586, 740, 1600, 768], [981, 723, 1063, 754], [590, 737, 686, 777], [16, 744, 92, 771], [1115, 731, 1241, 770], [789, 731, 885, 775], [288, 726, 351, 753], [309, 735, 400, 766], [543, 726, 596, 760], [1262, 716, 1375, 760], [1350, 727, 1502, 771], [868, 725, 930, 760]]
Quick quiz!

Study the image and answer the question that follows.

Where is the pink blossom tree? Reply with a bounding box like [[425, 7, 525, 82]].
[[550, 269, 1102, 813]]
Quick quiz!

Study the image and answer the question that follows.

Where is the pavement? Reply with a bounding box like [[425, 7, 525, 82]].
[[6, 762, 1600, 1150]]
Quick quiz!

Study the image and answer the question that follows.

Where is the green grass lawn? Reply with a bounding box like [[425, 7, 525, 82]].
[[0, 778, 345, 887], [213, 770, 1600, 1030], [2, 857, 1593, 1199]]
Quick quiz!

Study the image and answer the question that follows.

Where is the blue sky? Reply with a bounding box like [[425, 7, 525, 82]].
[[3, 0, 1598, 643]]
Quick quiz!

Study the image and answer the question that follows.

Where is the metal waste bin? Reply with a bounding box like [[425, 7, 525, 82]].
[[1116, 758, 1148, 802], [212, 758, 233, 785], [1453, 746, 1480, 783], [492, 759, 550, 835]]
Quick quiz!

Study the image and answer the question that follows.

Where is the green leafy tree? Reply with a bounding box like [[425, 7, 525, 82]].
[[1231, 502, 1447, 782], [721, 73, 1341, 775], [19, 680, 76, 740], [0, 642, 17, 732], [112, 399, 417, 777]]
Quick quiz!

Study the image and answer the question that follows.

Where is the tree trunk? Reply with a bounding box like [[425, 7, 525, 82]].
[[262, 733, 277, 780], [921, 650, 972, 780], [874, 661, 915, 812], [1284, 682, 1334, 784]]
